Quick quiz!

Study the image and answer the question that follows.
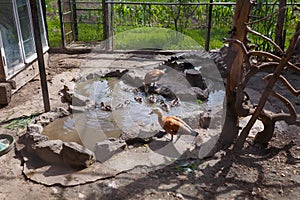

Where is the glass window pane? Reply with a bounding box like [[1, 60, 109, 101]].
[[37, 0, 48, 48], [0, 1, 23, 70], [16, 0, 36, 59]]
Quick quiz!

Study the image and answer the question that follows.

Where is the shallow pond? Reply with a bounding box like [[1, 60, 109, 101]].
[[43, 68, 225, 150]]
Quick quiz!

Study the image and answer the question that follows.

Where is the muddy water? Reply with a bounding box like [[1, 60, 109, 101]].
[[43, 75, 225, 150], [42, 116, 83, 145]]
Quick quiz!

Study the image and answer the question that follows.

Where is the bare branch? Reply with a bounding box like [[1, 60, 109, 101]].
[[271, 91, 297, 124], [250, 51, 300, 72], [233, 22, 300, 151], [224, 38, 253, 70], [224, 39, 249, 55], [247, 26, 284, 54], [277, 75, 300, 96], [263, 74, 297, 123], [243, 62, 278, 88], [250, 51, 281, 61], [288, 63, 300, 73]]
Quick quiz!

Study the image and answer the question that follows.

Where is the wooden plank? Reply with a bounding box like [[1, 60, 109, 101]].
[[10, 53, 49, 94]]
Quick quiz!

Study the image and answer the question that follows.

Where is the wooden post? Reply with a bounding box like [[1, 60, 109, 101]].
[[30, 0, 51, 112], [205, 0, 213, 51]]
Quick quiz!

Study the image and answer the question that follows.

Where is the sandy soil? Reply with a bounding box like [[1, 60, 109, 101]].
[[0, 52, 299, 200]]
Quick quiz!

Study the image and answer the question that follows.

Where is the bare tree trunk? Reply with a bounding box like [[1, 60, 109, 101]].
[[217, 0, 253, 149], [275, 0, 286, 52]]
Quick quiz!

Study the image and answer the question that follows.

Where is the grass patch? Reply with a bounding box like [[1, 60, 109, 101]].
[[47, 17, 62, 47], [5, 113, 40, 130], [114, 27, 204, 50], [77, 23, 104, 42]]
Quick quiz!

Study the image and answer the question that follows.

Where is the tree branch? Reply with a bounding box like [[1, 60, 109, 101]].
[[224, 39, 249, 55], [277, 75, 300, 96], [271, 91, 297, 124], [250, 51, 300, 72], [247, 26, 284, 54], [233, 23, 300, 151], [243, 62, 278, 88]]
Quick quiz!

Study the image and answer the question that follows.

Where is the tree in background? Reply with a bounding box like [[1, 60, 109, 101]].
[[210, 0, 300, 155]]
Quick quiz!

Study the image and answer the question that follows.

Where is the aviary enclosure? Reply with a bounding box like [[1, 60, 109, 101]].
[[55, 0, 298, 51], [36, 0, 300, 151], [0, 0, 299, 198]]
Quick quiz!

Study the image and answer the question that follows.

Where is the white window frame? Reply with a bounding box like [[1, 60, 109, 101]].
[[0, 0, 49, 80], [0, 18, 25, 79], [13, 0, 37, 64], [37, 0, 49, 52]]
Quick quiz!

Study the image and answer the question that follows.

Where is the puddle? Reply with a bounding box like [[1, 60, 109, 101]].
[[42, 116, 83, 145], [45, 67, 225, 151]]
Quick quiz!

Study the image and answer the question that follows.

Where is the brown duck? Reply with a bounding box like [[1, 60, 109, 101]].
[[149, 108, 198, 141], [143, 69, 164, 94]]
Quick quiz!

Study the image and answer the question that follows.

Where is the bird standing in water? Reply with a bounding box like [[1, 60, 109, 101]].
[[143, 69, 165, 94], [149, 108, 198, 142]]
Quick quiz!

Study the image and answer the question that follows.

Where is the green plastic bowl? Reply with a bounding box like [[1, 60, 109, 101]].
[[0, 134, 15, 156]]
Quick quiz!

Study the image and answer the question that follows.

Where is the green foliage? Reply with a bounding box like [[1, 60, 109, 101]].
[[249, 0, 299, 51], [77, 23, 103, 42], [114, 27, 203, 50], [45, 0, 61, 47], [47, 16, 61, 47], [45, 0, 299, 51], [5, 113, 40, 130]]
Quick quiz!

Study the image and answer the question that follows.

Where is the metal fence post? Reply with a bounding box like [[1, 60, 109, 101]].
[[205, 0, 213, 51], [103, 0, 113, 50], [71, 0, 78, 41]]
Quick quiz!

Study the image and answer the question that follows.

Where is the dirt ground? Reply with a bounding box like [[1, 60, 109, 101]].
[[0, 52, 299, 200]]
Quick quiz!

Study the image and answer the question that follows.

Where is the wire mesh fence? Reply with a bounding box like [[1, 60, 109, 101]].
[[55, 0, 299, 51]]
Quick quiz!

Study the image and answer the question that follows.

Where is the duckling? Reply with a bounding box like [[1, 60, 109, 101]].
[[100, 102, 112, 111], [148, 94, 157, 103], [132, 88, 139, 94], [160, 100, 170, 112], [134, 95, 143, 103], [170, 97, 180, 107], [143, 69, 165, 94], [149, 108, 198, 142]]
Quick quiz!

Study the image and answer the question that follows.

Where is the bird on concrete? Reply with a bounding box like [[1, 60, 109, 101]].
[[170, 97, 180, 107], [134, 95, 143, 103], [159, 99, 170, 112], [149, 108, 198, 142], [148, 94, 157, 103], [143, 69, 165, 94], [100, 102, 112, 111]]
